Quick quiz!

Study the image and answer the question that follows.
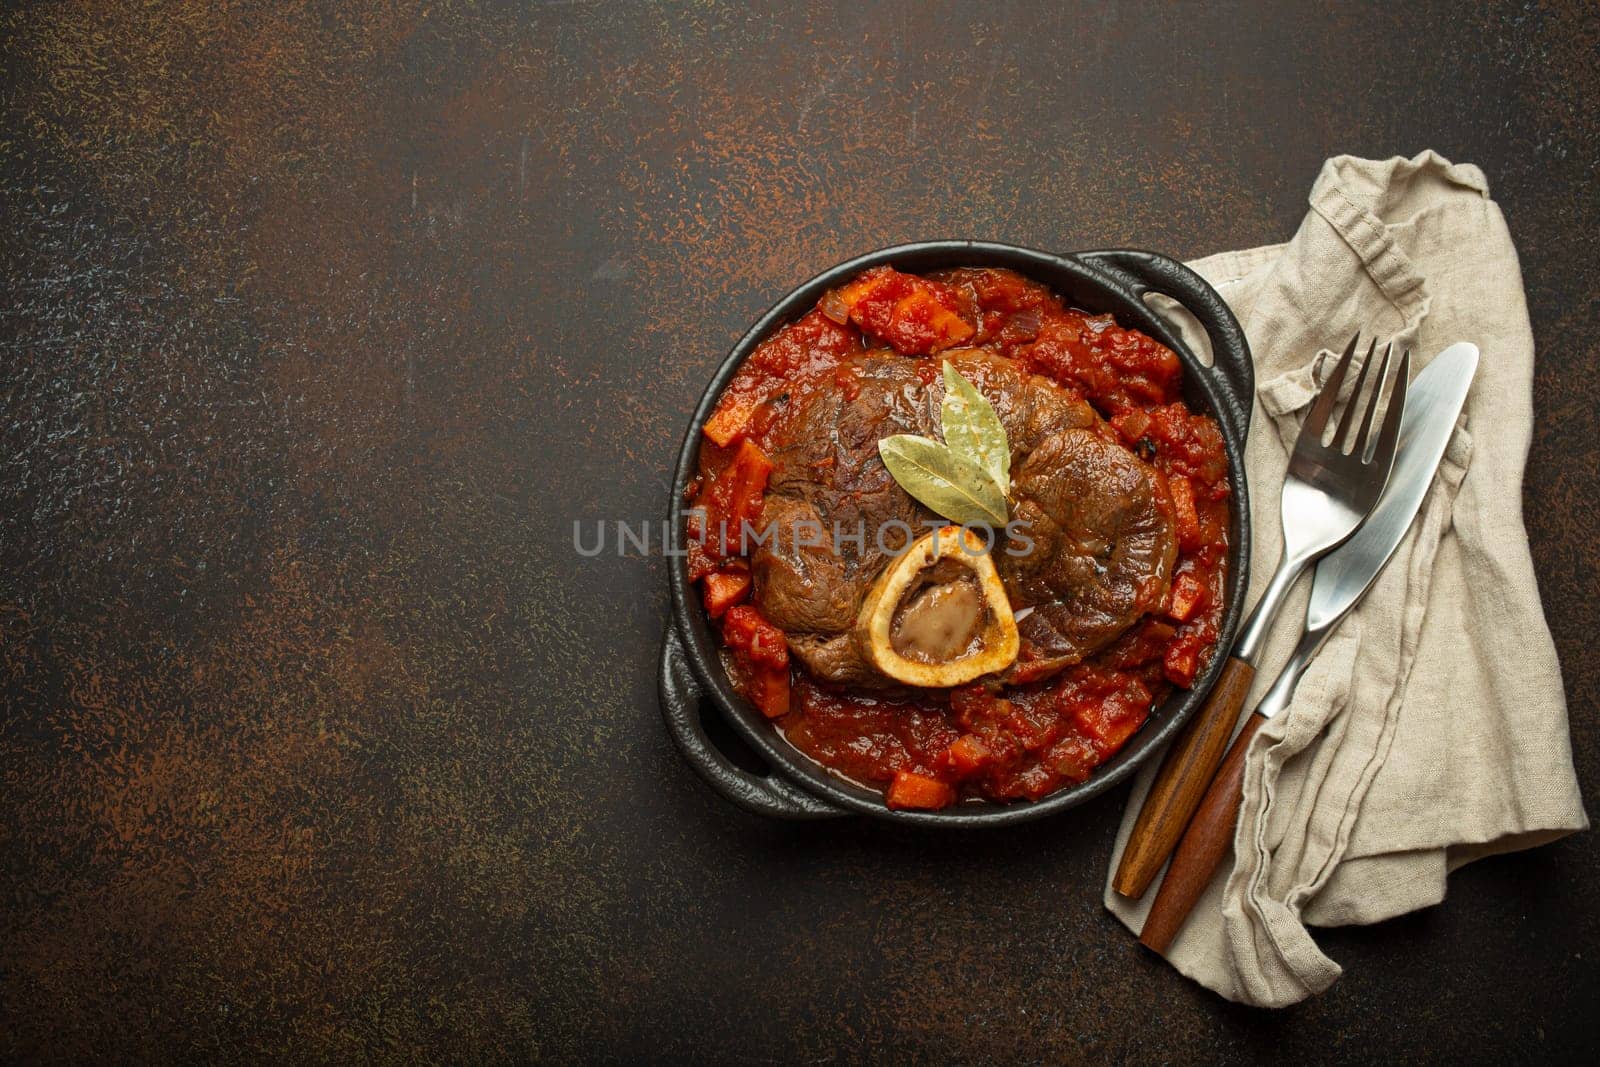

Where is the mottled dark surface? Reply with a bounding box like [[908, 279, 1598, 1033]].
[[1, 1, 1596, 1062]]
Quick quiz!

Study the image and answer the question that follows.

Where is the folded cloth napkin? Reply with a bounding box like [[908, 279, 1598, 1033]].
[[1104, 151, 1588, 1007]]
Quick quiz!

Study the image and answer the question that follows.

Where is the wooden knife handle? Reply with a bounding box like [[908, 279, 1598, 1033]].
[[1112, 656, 1255, 898], [1138, 710, 1267, 953]]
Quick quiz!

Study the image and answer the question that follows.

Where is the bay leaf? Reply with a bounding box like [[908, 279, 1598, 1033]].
[[941, 362, 1010, 494], [878, 434, 1008, 528]]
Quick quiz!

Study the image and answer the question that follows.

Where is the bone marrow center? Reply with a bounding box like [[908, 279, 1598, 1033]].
[[856, 527, 1020, 687], [890, 561, 987, 664]]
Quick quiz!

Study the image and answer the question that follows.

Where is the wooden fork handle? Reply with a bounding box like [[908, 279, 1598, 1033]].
[[1138, 710, 1267, 953], [1112, 656, 1255, 898]]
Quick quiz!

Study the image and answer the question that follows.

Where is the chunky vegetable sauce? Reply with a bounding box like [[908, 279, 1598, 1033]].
[[687, 266, 1230, 810]]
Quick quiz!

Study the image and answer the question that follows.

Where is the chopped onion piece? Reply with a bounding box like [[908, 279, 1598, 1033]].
[[819, 289, 849, 325], [1008, 308, 1042, 338]]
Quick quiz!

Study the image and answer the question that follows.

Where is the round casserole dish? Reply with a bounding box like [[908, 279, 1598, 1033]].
[[661, 242, 1253, 825]]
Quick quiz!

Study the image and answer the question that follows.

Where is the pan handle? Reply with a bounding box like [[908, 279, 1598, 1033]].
[[1076, 249, 1254, 440], [659, 623, 849, 820]]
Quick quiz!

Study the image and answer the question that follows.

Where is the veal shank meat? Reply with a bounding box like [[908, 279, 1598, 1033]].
[[752, 348, 1177, 686]]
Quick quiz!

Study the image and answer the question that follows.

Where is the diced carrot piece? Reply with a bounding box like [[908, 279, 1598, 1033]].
[[943, 735, 993, 777], [732, 437, 773, 475], [1047, 737, 1100, 783], [721, 605, 789, 672], [720, 603, 790, 717], [703, 393, 761, 448], [835, 266, 974, 355], [1083, 708, 1145, 755], [685, 535, 718, 581], [1168, 475, 1205, 552], [1164, 638, 1201, 688], [1111, 408, 1152, 443], [727, 439, 773, 531], [891, 290, 975, 352], [1072, 680, 1151, 755], [699, 439, 774, 557], [886, 770, 956, 811], [748, 665, 790, 719], [833, 266, 916, 313], [1166, 571, 1207, 622], [701, 568, 751, 619], [834, 267, 890, 312]]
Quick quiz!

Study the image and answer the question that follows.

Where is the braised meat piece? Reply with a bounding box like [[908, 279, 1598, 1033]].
[[752, 354, 931, 684], [999, 429, 1177, 675], [753, 347, 1169, 686]]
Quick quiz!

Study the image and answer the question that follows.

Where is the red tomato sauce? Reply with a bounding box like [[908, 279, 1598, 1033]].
[[689, 267, 1231, 809]]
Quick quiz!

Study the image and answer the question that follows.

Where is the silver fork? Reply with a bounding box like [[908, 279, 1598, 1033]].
[[1233, 334, 1412, 663], [1113, 332, 1410, 898]]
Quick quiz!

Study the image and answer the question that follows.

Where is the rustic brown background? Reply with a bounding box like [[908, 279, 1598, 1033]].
[[2, 1, 1596, 1062]]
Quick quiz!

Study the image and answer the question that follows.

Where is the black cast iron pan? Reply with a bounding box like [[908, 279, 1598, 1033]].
[[661, 242, 1252, 826]]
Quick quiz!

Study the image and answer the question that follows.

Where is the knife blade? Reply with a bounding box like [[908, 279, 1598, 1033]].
[[1252, 340, 1479, 720], [1137, 341, 1478, 953]]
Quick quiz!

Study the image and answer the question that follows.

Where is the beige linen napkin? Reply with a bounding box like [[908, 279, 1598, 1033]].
[[1104, 151, 1588, 1007]]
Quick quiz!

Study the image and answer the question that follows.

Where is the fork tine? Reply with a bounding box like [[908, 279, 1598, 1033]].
[[1303, 333, 1363, 441], [1350, 342, 1393, 455], [1335, 339, 1382, 450], [1368, 348, 1411, 466]]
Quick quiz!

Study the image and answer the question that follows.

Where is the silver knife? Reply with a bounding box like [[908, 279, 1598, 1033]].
[[1253, 341, 1479, 721], [1137, 341, 1478, 952]]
